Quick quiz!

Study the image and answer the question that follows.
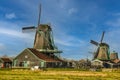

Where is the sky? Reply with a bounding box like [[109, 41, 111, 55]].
[[0, 0, 120, 60]]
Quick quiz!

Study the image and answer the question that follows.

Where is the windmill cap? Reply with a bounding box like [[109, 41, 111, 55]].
[[99, 43, 109, 47], [38, 24, 52, 31]]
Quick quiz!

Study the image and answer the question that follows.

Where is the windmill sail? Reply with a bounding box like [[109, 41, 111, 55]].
[[90, 40, 99, 46], [22, 26, 36, 33], [34, 4, 41, 48], [100, 31, 105, 43], [94, 47, 100, 59]]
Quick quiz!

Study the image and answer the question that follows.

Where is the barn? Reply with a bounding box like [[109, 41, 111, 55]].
[[13, 48, 67, 68]]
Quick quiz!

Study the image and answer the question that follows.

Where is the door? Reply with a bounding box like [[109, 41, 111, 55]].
[[40, 61, 45, 68], [24, 61, 28, 67]]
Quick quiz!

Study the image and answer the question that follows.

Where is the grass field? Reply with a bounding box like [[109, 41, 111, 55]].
[[0, 68, 120, 80]]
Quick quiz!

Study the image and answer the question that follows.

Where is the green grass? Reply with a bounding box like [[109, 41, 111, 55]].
[[0, 68, 120, 80]]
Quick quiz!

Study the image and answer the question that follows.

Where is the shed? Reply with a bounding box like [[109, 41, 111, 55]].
[[91, 59, 104, 68], [0, 57, 12, 68], [91, 59, 118, 68]]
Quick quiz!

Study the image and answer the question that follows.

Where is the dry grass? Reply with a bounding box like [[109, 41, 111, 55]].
[[0, 68, 120, 80]]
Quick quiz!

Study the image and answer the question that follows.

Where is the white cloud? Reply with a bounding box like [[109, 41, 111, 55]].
[[68, 8, 77, 15], [55, 38, 83, 47], [0, 20, 34, 40], [0, 20, 35, 56], [0, 20, 18, 29], [5, 13, 16, 19], [54, 32, 85, 47], [0, 27, 33, 39], [0, 20, 35, 51]]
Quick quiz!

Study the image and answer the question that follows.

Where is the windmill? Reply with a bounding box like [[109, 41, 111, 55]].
[[22, 4, 62, 57], [90, 31, 110, 60]]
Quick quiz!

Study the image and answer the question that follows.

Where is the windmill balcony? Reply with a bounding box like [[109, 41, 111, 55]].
[[37, 49, 62, 53]]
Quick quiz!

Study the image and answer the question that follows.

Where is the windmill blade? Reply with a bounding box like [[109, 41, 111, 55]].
[[100, 31, 105, 43], [22, 26, 36, 33], [22, 26, 36, 30], [89, 51, 96, 60], [37, 4, 41, 28], [94, 47, 100, 59], [34, 4, 41, 46], [90, 40, 99, 46]]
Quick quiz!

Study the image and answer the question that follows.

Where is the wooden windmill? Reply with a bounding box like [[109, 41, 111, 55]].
[[90, 31, 110, 60], [22, 5, 62, 56]]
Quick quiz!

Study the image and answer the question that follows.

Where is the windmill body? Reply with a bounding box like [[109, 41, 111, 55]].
[[33, 24, 62, 53], [91, 31, 110, 60], [95, 43, 109, 60], [34, 24, 54, 50]]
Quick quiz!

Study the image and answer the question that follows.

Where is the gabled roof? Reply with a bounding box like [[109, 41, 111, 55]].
[[0, 58, 12, 62], [28, 48, 62, 62]]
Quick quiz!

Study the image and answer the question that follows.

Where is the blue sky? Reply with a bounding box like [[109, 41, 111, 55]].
[[0, 0, 120, 60]]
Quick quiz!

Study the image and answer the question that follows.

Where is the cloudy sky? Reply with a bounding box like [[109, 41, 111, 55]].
[[0, 0, 120, 60]]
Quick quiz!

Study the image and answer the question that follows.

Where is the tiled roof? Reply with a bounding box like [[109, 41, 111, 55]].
[[1, 58, 12, 62], [28, 48, 62, 62], [113, 59, 120, 63]]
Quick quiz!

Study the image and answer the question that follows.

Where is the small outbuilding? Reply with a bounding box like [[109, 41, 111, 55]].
[[0, 57, 12, 68], [111, 59, 120, 68], [91, 59, 114, 68]]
